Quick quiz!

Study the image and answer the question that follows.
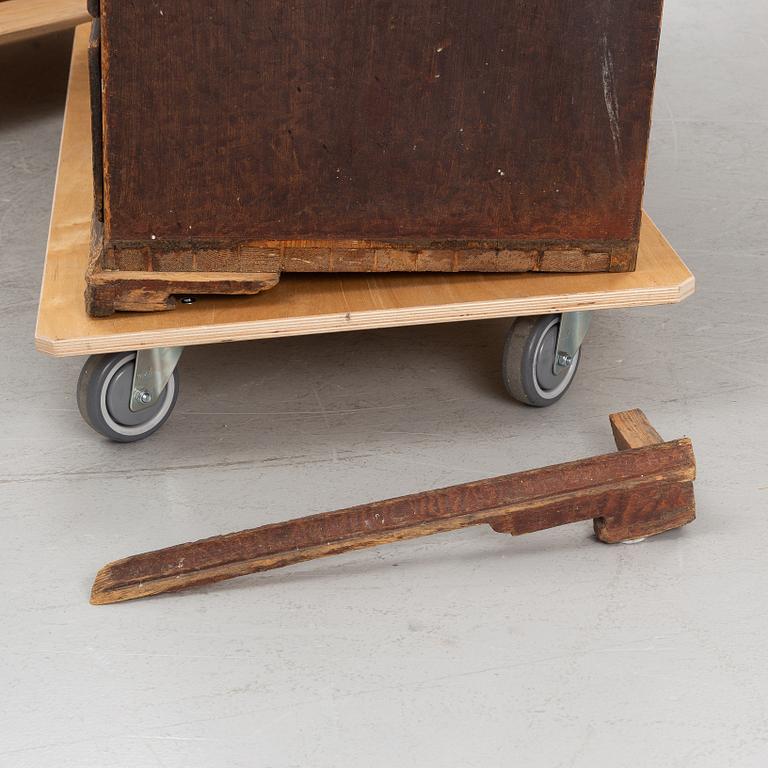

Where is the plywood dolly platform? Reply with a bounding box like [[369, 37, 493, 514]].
[[0, 0, 89, 45], [36, 26, 695, 442]]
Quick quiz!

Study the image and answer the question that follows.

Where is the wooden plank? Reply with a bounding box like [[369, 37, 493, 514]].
[[36, 25, 695, 358], [90, 411, 696, 604], [0, 0, 89, 45]]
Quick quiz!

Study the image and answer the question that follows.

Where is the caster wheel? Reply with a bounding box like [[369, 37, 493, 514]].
[[502, 314, 581, 407], [77, 352, 179, 442]]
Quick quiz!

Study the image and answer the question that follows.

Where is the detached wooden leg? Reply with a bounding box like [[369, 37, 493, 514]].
[[91, 410, 696, 604]]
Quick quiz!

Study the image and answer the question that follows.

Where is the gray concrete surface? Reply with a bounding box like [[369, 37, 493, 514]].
[[1, 2, 766, 765]]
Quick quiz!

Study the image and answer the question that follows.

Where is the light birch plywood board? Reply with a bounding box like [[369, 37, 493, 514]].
[[36, 25, 694, 358], [0, 0, 89, 45]]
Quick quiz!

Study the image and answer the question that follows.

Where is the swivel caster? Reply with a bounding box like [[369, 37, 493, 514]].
[[502, 312, 590, 407], [77, 349, 181, 441]]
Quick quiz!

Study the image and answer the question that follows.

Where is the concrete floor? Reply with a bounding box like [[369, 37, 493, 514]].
[[1, 2, 766, 765]]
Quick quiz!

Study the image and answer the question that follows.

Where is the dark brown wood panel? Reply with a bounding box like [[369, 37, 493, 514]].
[[100, 0, 663, 246]]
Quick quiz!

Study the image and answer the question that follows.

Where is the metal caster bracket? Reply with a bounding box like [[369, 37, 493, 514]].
[[554, 310, 592, 374], [130, 346, 184, 412]]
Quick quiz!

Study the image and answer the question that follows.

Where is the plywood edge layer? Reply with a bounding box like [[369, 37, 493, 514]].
[[35, 277, 695, 357]]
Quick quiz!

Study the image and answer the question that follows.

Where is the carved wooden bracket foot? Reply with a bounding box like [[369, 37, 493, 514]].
[[91, 409, 695, 604], [85, 269, 281, 316]]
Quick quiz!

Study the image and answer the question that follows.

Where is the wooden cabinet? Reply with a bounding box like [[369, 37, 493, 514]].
[[86, 0, 664, 315]]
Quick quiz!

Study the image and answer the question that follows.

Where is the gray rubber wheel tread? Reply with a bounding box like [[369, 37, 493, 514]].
[[76, 352, 179, 442], [502, 314, 581, 407]]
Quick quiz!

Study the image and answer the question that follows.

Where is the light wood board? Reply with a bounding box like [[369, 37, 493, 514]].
[[36, 24, 695, 358], [0, 0, 89, 45]]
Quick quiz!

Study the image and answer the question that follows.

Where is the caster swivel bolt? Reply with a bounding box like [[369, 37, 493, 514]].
[[134, 390, 152, 405]]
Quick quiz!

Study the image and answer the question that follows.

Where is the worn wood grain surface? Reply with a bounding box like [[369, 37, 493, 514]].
[[99, 0, 662, 244]]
